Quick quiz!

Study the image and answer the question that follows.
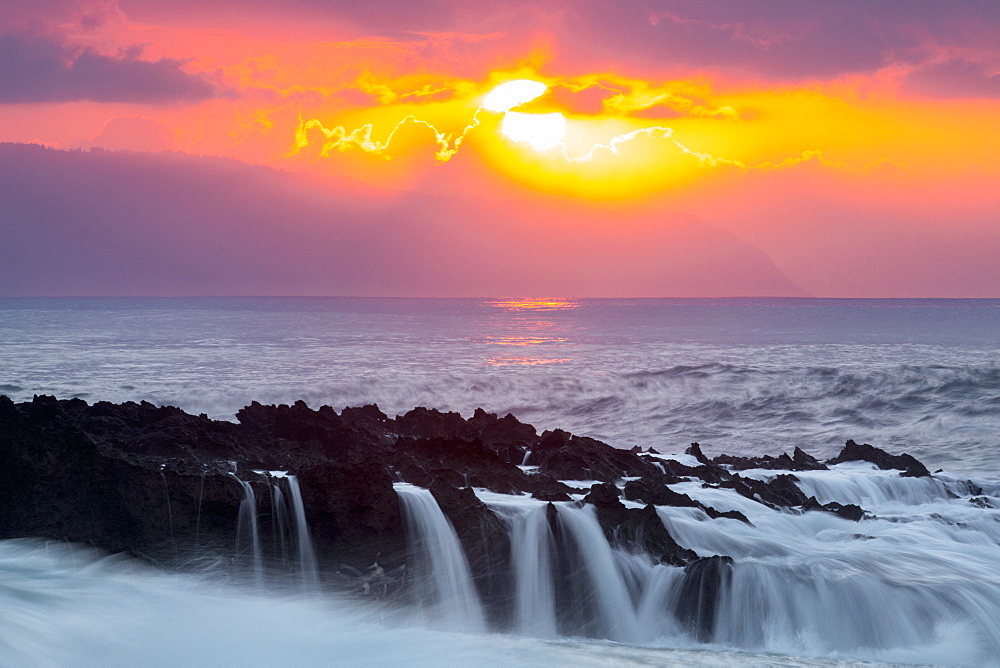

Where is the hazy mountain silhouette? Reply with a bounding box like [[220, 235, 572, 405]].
[[0, 143, 807, 297]]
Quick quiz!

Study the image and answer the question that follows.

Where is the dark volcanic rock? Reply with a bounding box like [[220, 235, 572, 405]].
[[0, 395, 631, 588], [234, 400, 383, 466], [394, 407, 538, 466], [720, 473, 809, 510], [623, 477, 752, 525], [466, 408, 539, 464], [829, 440, 931, 477], [713, 451, 796, 470], [533, 430, 661, 482], [623, 478, 701, 507], [0, 396, 405, 572], [673, 444, 729, 484], [338, 404, 395, 442], [583, 483, 695, 566], [793, 447, 828, 471], [0, 396, 250, 560], [803, 496, 866, 521], [713, 446, 828, 472], [653, 458, 727, 484], [675, 556, 734, 642], [702, 506, 754, 524], [390, 435, 573, 498], [295, 459, 405, 570], [531, 489, 573, 502], [394, 407, 470, 440], [583, 481, 622, 506], [685, 442, 714, 467]]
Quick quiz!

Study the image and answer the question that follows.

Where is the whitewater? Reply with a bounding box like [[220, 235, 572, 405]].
[[2, 296, 999, 666]]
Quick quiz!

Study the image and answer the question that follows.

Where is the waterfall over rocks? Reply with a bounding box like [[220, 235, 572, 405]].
[[269, 484, 290, 567], [492, 498, 702, 644], [395, 483, 486, 633], [233, 476, 264, 586], [4, 396, 1000, 665], [286, 475, 319, 590], [547, 503, 640, 642], [227, 473, 321, 589], [508, 504, 557, 638]]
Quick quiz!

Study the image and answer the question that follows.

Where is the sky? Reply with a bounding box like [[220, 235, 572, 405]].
[[1, 0, 998, 297]]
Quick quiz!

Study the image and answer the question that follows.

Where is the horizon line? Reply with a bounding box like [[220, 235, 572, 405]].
[[2, 295, 998, 301]]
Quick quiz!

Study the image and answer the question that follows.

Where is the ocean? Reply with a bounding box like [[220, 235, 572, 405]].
[[2, 297, 999, 666], [2, 297, 997, 474]]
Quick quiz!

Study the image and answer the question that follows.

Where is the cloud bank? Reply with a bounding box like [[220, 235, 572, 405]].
[[0, 31, 218, 104]]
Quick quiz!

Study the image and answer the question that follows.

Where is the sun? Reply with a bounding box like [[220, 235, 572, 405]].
[[483, 79, 567, 153], [500, 111, 566, 151], [482, 79, 548, 112], [294, 74, 736, 198]]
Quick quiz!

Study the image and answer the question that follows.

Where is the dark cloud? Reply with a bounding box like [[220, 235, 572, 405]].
[[8, 1, 997, 97], [546, 0, 1000, 81], [205, 0, 997, 83], [902, 60, 1000, 99], [0, 31, 219, 104]]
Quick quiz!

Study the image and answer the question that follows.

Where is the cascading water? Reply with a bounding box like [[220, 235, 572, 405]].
[[547, 504, 640, 643], [8, 459, 1000, 666], [464, 464, 1000, 666], [232, 477, 264, 586], [652, 470, 1000, 664], [270, 484, 291, 567], [497, 499, 683, 644], [508, 504, 557, 638], [229, 473, 320, 589], [394, 483, 485, 633], [286, 475, 319, 590], [788, 462, 956, 506], [216, 459, 1000, 665]]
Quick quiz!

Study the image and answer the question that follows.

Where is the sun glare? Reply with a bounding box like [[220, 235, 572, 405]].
[[482, 80, 568, 151], [294, 74, 743, 197], [482, 79, 548, 113], [501, 111, 567, 151]]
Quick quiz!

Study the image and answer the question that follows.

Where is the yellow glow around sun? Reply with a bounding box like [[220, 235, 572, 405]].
[[291, 73, 768, 197], [482, 79, 548, 112], [501, 111, 566, 151]]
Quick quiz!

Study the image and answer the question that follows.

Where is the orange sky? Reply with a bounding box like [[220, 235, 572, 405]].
[[1, 0, 999, 296]]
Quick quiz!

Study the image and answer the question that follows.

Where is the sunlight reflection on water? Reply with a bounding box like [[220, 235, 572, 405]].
[[480, 298, 580, 365]]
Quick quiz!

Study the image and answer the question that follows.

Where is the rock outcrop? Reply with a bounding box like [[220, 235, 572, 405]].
[[0, 394, 939, 633], [828, 439, 931, 477]]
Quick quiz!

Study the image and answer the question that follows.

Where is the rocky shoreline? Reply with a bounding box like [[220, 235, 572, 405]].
[[0, 394, 953, 635]]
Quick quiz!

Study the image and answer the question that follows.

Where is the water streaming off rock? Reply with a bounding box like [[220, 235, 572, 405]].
[[287, 475, 319, 590], [233, 476, 264, 585], [395, 483, 486, 633]]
